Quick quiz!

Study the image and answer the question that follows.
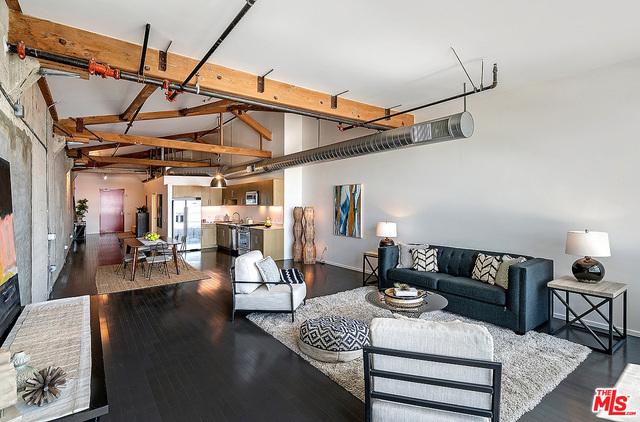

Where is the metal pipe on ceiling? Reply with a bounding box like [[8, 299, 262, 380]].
[[223, 111, 474, 179], [340, 64, 498, 131], [8, 43, 390, 130], [168, 0, 257, 100]]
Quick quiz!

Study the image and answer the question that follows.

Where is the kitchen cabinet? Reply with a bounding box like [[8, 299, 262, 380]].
[[222, 179, 284, 206], [173, 185, 202, 198], [249, 227, 284, 260], [222, 186, 242, 205], [216, 224, 231, 248], [202, 188, 222, 206], [201, 224, 217, 248]]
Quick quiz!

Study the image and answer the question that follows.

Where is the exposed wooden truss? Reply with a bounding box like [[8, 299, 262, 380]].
[[60, 126, 272, 158], [58, 99, 242, 127], [121, 85, 157, 121], [9, 11, 413, 129], [78, 155, 210, 168], [36, 77, 58, 122], [5, 0, 21, 12], [231, 110, 272, 141]]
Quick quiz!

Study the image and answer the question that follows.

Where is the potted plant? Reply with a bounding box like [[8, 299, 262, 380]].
[[75, 198, 88, 222]]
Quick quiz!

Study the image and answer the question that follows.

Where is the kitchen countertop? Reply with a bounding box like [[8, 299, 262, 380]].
[[206, 221, 283, 230], [248, 224, 283, 231]]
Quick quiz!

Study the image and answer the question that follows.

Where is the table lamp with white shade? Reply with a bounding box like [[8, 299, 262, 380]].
[[376, 222, 397, 247], [565, 229, 610, 283]]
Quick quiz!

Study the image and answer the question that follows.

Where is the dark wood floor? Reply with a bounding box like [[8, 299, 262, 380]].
[[51, 234, 638, 422]]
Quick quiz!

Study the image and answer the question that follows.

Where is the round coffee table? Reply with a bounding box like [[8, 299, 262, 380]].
[[365, 289, 448, 315]]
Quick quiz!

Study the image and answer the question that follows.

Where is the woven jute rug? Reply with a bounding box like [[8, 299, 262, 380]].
[[95, 263, 210, 294]]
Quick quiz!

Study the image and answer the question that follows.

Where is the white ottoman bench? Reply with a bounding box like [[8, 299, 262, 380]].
[[298, 315, 370, 362]]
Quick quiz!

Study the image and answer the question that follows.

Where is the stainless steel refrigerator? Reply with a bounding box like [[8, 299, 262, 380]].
[[172, 198, 202, 250]]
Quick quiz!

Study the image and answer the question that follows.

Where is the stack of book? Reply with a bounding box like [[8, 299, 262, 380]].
[[394, 287, 418, 297]]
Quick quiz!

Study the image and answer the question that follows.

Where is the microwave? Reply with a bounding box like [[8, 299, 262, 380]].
[[245, 191, 259, 205]]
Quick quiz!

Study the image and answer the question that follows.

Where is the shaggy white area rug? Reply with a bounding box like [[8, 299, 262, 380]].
[[247, 286, 591, 422]]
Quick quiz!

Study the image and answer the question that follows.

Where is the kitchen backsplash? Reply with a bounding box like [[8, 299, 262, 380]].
[[201, 205, 284, 224]]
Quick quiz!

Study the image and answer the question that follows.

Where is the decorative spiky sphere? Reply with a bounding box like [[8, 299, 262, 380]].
[[22, 366, 67, 407]]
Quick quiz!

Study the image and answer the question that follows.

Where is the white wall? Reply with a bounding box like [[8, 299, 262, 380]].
[[298, 58, 640, 334], [74, 173, 146, 234]]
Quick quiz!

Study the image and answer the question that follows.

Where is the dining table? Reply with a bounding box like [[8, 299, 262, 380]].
[[123, 236, 180, 281]]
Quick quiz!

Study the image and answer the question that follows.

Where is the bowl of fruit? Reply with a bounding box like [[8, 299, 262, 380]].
[[144, 232, 160, 242]]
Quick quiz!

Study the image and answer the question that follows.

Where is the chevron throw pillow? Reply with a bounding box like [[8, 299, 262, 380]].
[[471, 253, 502, 284], [411, 248, 438, 272]]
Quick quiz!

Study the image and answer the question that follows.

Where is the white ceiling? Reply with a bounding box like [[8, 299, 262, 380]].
[[20, 0, 640, 139]]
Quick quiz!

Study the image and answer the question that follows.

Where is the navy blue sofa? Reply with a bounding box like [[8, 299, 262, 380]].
[[378, 245, 553, 334]]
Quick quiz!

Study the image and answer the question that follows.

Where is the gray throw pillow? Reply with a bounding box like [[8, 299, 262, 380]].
[[495, 255, 527, 290], [255, 256, 280, 290], [397, 242, 429, 268]]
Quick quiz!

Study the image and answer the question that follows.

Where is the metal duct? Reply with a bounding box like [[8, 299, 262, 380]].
[[224, 111, 473, 179], [166, 167, 218, 177]]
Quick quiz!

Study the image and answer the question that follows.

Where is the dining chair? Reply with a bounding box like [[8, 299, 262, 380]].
[[118, 250, 147, 279], [160, 235, 188, 269], [145, 242, 173, 279]]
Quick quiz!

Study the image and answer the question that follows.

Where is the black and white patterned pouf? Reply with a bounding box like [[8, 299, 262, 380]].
[[298, 315, 370, 362]]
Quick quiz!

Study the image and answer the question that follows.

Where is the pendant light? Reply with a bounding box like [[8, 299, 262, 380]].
[[210, 154, 227, 188]]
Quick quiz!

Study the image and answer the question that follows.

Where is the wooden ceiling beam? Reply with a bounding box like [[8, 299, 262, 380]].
[[62, 127, 272, 158], [36, 77, 58, 122], [230, 110, 272, 141], [84, 155, 210, 168], [5, 0, 21, 12], [9, 11, 413, 129], [162, 128, 218, 141], [180, 99, 235, 117], [121, 84, 158, 121], [58, 99, 237, 127]]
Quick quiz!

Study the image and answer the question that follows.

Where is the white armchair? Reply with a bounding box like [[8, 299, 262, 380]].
[[364, 316, 502, 422], [230, 251, 306, 322]]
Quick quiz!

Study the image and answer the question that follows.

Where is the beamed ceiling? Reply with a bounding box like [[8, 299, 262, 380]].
[[7, 0, 640, 170]]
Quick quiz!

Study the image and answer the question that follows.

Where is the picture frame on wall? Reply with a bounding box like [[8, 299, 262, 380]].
[[333, 184, 362, 238]]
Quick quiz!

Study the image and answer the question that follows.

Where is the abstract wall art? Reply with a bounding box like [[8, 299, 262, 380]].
[[333, 184, 362, 238], [0, 157, 17, 287]]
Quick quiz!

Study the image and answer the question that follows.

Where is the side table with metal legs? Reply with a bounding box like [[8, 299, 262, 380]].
[[547, 277, 627, 354]]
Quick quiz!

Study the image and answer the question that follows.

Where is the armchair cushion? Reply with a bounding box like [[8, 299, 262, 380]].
[[235, 283, 306, 312], [234, 250, 264, 294], [370, 317, 494, 419], [255, 256, 280, 290]]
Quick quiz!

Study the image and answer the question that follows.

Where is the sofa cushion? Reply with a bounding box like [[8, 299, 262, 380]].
[[438, 276, 506, 306], [471, 253, 502, 284], [435, 246, 478, 277], [411, 248, 438, 272], [234, 250, 264, 294], [397, 243, 429, 268], [387, 268, 440, 290]]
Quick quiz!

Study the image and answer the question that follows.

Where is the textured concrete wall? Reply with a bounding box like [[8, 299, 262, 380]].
[[0, 1, 74, 303]]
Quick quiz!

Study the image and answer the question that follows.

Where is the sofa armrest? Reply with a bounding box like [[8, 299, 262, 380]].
[[378, 246, 399, 290], [507, 258, 554, 333]]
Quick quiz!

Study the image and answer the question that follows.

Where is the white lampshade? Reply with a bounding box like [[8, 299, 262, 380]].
[[376, 222, 397, 238], [565, 230, 610, 257]]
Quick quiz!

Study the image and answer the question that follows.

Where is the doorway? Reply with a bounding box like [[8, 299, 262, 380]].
[[100, 188, 124, 233]]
